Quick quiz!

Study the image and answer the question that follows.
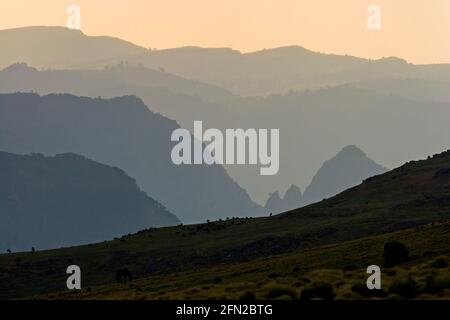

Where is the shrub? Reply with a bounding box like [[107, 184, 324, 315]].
[[239, 291, 256, 300], [427, 256, 449, 268], [300, 282, 334, 300], [265, 285, 297, 299], [422, 251, 434, 257], [343, 265, 358, 272], [425, 274, 450, 294], [386, 293, 404, 300], [292, 266, 301, 273], [388, 276, 417, 299], [351, 283, 387, 298], [384, 241, 410, 267]]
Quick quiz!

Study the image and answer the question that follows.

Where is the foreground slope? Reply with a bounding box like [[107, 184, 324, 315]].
[[0, 151, 179, 252], [0, 150, 449, 299], [40, 221, 450, 300]]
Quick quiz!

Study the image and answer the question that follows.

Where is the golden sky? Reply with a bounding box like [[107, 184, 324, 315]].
[[1, 0, 449, 64]]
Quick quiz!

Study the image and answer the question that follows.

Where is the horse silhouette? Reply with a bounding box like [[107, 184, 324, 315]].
[[116, 268, 133, 282]]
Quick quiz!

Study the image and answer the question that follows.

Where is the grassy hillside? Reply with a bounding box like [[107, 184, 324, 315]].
[[39, 220, 450, 300], [1, 150, 449, 299]]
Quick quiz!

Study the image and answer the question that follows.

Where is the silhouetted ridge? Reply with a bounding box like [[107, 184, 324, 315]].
[[0, 151, 179, 251], [302, 146, 388, 205], [0, 93, 262, 223], [265, 185, 303, 214]]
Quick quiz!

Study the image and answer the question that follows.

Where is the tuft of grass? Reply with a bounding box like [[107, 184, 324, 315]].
[[425, 274, 450, 294], [388, 275, 417, 299], [427, 256, 449, 269], [239, 291, 256, 300], [265, 284, 297, 300], [300, 282, 334, 300]]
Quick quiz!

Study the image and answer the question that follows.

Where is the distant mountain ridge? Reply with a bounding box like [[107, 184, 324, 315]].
[[0, 93, 263, 223], [0, 151, 179, 252], [264, 146, 387, 213], [1, 64, 450, 204], [0, 26, 146, 70], [1, 26, 450, 96], [265, 185, 303, 214], [302, 145, 388, 205]]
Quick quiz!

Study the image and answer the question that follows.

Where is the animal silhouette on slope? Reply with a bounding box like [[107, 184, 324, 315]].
[[116, 268, 133, 283]]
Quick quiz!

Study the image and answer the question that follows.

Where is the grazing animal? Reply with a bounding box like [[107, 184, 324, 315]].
[[383, 241, 410, 267], [116, 268, 133, 282]]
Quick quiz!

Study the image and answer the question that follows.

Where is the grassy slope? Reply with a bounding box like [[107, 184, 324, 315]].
[[45, 220, 450, 300], [0, 151, 449, 299]]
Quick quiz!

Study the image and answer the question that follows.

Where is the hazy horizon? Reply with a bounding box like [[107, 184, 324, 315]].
[[1, 0, 450, 64]]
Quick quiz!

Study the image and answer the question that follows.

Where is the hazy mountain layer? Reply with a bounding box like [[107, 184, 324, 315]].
[[0, 151, 179, 251], [265, 185, 303, 214], [2, 27, 450, 95], [1, 64, 450, 204], [265, 146, 387, 212], [301, 145, 388, 205], [0, 93, 262, 223], [0, 26, 146, 70]]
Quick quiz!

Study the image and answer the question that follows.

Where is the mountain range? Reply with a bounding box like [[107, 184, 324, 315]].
[[1, 25, 450, 300], [1, 149, 449, 299], [1, 63, 449, 203], [1, 25, 449, 206], [265, 145, 388, 213], [0, 151, 179, 252], [301, 145, 388, 205], [2, 27, 450, 96], [0, 93, 262, 224]]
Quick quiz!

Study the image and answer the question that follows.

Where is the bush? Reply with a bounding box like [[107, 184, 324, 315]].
[[265, 285, 297, 299], [239, 291, 256, 301], [425, 274, 450, 294], [427, 256, 449, 268], [300, 282, 334, 300], [351, 283, 387, 298], [384, 241, 410, 267], [343, 265, 358, 272], [388, 276, 417, 299]]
